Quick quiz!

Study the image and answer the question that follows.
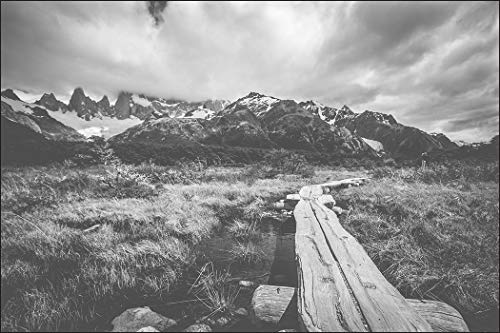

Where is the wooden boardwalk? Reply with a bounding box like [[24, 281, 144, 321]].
[[293, 178, 436, 332]]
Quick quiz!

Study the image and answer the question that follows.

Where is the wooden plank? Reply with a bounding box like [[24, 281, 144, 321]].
[[309, 201, 432, 331], [294, 200, 368, 332], [250, 285, 469, 333], [298, 185, 323, 200], [406, 299, 469, 332], [320, 178, 369, 193]]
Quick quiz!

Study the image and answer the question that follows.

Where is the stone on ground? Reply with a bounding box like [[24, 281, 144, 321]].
[[111, 306, 177, 332]]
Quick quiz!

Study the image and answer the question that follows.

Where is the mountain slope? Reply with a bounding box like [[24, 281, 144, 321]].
[[1, 98, 85, 142], [111, 92, 377, 156], [111, 117, 209, 144], [1, 89, 22, 101], [1, 100, 86, 165], [334, 109, 458, 157], [33, 89, 142, 138]]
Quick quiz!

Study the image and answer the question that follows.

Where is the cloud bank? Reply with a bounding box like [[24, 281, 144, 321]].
[[1, 1, 498, 142]]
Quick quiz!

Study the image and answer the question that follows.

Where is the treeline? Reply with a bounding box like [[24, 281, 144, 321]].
[[1, 134, 498, 167], [109, 141, 386, 166]]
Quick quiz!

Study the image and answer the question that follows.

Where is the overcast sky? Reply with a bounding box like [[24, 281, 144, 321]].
[[1, 1, 498, 142]]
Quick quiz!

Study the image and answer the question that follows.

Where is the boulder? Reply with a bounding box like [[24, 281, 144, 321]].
[[111, 306, 177, 332]]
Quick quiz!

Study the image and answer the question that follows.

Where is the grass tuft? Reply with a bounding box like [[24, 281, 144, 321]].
[[188, 262, 240, 318]]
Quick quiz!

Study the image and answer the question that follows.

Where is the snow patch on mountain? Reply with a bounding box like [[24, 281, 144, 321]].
[[1, 97, 36, 115], [2, 95, 141, 138], [48, 110, 142, 138], [12, 89, 44, 103], [183, 107, 215, 119], [237, 92, 280, 116], [361, 137, 384, 152]]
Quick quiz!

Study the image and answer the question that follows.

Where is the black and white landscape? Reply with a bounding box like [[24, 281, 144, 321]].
[[1, 1, 499, 333]]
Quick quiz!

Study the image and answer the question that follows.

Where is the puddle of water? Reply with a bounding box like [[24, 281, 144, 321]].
[[196, 215, 297, 287], [154, 213, 298, 332]]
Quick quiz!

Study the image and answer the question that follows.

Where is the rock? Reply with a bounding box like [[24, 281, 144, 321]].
[[111, 306, 177, 332], [183, 323, 212, 332], [239, 280, 256, 288], [234, 308, 248, 317], [278, 329, 297, 332], [136, 327, 159, 332], [215, 316, 231, 327]]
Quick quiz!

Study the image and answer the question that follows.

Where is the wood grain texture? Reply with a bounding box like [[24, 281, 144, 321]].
[[406, 299, 469, 332], [295, 200, 368, 332], [249, 284, 297, 331], [250, 285, 469, 332], [310, 201, 432, 331]]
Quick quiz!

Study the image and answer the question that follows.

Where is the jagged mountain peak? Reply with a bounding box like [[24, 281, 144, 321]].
[[35, 92, 69, 112], [227, 91, 281, 117], [1, 89, 22, 101], [38, 92, 57, 102], [340, 105, 353, 113], [71, 87, 86, 99], [98, 95, 110, 106], [358, 110, 398, 126], [113, 91, 228, 121], [99, 95, 109, 102], [238, 91, 280, 102], [246, 91, 266, 98]]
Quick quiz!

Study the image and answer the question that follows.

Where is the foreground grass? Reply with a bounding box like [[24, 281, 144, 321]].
[[1, 160, 498, 331], [339, 165, 499, 331], [1, 162, 325, 331]]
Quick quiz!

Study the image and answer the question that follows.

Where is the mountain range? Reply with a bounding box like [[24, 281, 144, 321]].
[[1, 87, 468, 164]]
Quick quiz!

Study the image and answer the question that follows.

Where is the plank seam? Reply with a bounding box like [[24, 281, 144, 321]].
[[310, 200, 372, 332]]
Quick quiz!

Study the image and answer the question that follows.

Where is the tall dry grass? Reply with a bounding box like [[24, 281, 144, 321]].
[[1, 162, 318, 331], [338, 163, 499, 331]]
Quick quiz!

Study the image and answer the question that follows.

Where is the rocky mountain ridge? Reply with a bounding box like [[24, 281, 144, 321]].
[[111, 92, 379, 156], [2, 88, 461, 159]]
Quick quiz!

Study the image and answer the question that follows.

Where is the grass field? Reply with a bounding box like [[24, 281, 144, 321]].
[[1, 160, 498, 331]]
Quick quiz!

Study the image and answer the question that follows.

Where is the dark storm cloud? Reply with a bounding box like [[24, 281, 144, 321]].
[[146, 1, 168, 26], [1, 1, 498, 142]]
